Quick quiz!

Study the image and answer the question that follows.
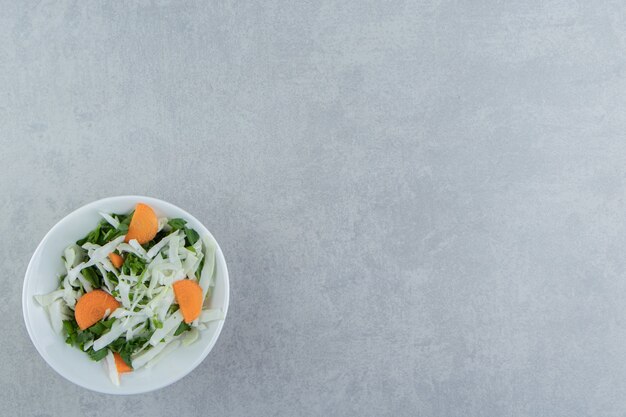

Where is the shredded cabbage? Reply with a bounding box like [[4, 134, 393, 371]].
[[34, 290, 64, 307], [198, 236, 216, 299], [157, 217, 168, 232], [48, 299, 69, 334], [144, 340, 180, 369], [182, 328, 199, 346], [199, 309, 225, 323], [132, 337, 174, 369], [128, 239, 148, 259], [147, 231, 178, 259], [93, 321, 125, 351], [104, 351, 120, 386], [116, 243, 147, 259], [149, 310, 183, 346], [99, 212, 120, 229]]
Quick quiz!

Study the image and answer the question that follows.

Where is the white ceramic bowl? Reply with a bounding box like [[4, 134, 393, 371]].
[[22, 196, 229, 395]]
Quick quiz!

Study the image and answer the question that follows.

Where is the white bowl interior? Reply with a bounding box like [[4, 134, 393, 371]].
[[22, 196, 229, 395]]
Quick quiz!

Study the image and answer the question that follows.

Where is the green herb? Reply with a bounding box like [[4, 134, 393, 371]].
[[152, 317, 163, 329], [117, 222, 129, 234], [167, 218, 200, 246], [119, 350, 133, 368], [76, 330, 94, 346], [63, 319, 97, 350], [63, 319, 79, 346], [109, 337, 126, 352], [185, 228, 199, 245], [196, 256, 205, 277], [89, 318, 115, 336], [110, 212, 132, 240], [167, 218, 186, 230], [122, 253, 146, 276], [74, 212, 133, 247], [63, 320, 77, 337], [119, 212, 132, 227], [88, 347, 108, 361], [80, 212, 132, 244], [146, 230, 167, 250], [77, 223, 101, 246], [174, 321, 191, 336], [107, 271, 119, 286], [101, 227, 117, 243], [82, 266, 101, 288], [108, 336, 149, 370]]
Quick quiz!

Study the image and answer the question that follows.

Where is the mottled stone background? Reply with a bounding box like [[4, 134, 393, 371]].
[[2, 1, 626, 416]]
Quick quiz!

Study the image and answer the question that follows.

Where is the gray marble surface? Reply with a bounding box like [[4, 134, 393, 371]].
[[2, 1, 626, 416]]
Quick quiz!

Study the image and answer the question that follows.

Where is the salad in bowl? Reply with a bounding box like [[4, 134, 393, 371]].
[[23, 197, 229, 392]]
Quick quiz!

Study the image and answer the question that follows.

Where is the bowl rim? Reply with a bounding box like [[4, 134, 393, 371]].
[[22, 195, 230, 395]]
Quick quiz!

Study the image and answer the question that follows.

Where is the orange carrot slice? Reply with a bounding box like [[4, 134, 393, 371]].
[[125, 203, 158, 245], [114, 352, 132, 373], [173, 279, 203, 323], [74, 290, 120, 330], [108, 253, 124, 269]]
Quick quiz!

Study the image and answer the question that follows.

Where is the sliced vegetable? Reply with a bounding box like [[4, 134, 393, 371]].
[[108, 253, 124, 269], [113, 352, 132, 373], [173, 279, 203, 323], [125, 203, 158, 244], [74, 290, 120, 330]]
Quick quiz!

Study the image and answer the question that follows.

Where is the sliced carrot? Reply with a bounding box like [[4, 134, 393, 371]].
[[114, 352, 132, 373], [173, 279, 203, 323], [125, 203, 158, 245], [108, 252, 124, 268], [74, 290, 120, 330]]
